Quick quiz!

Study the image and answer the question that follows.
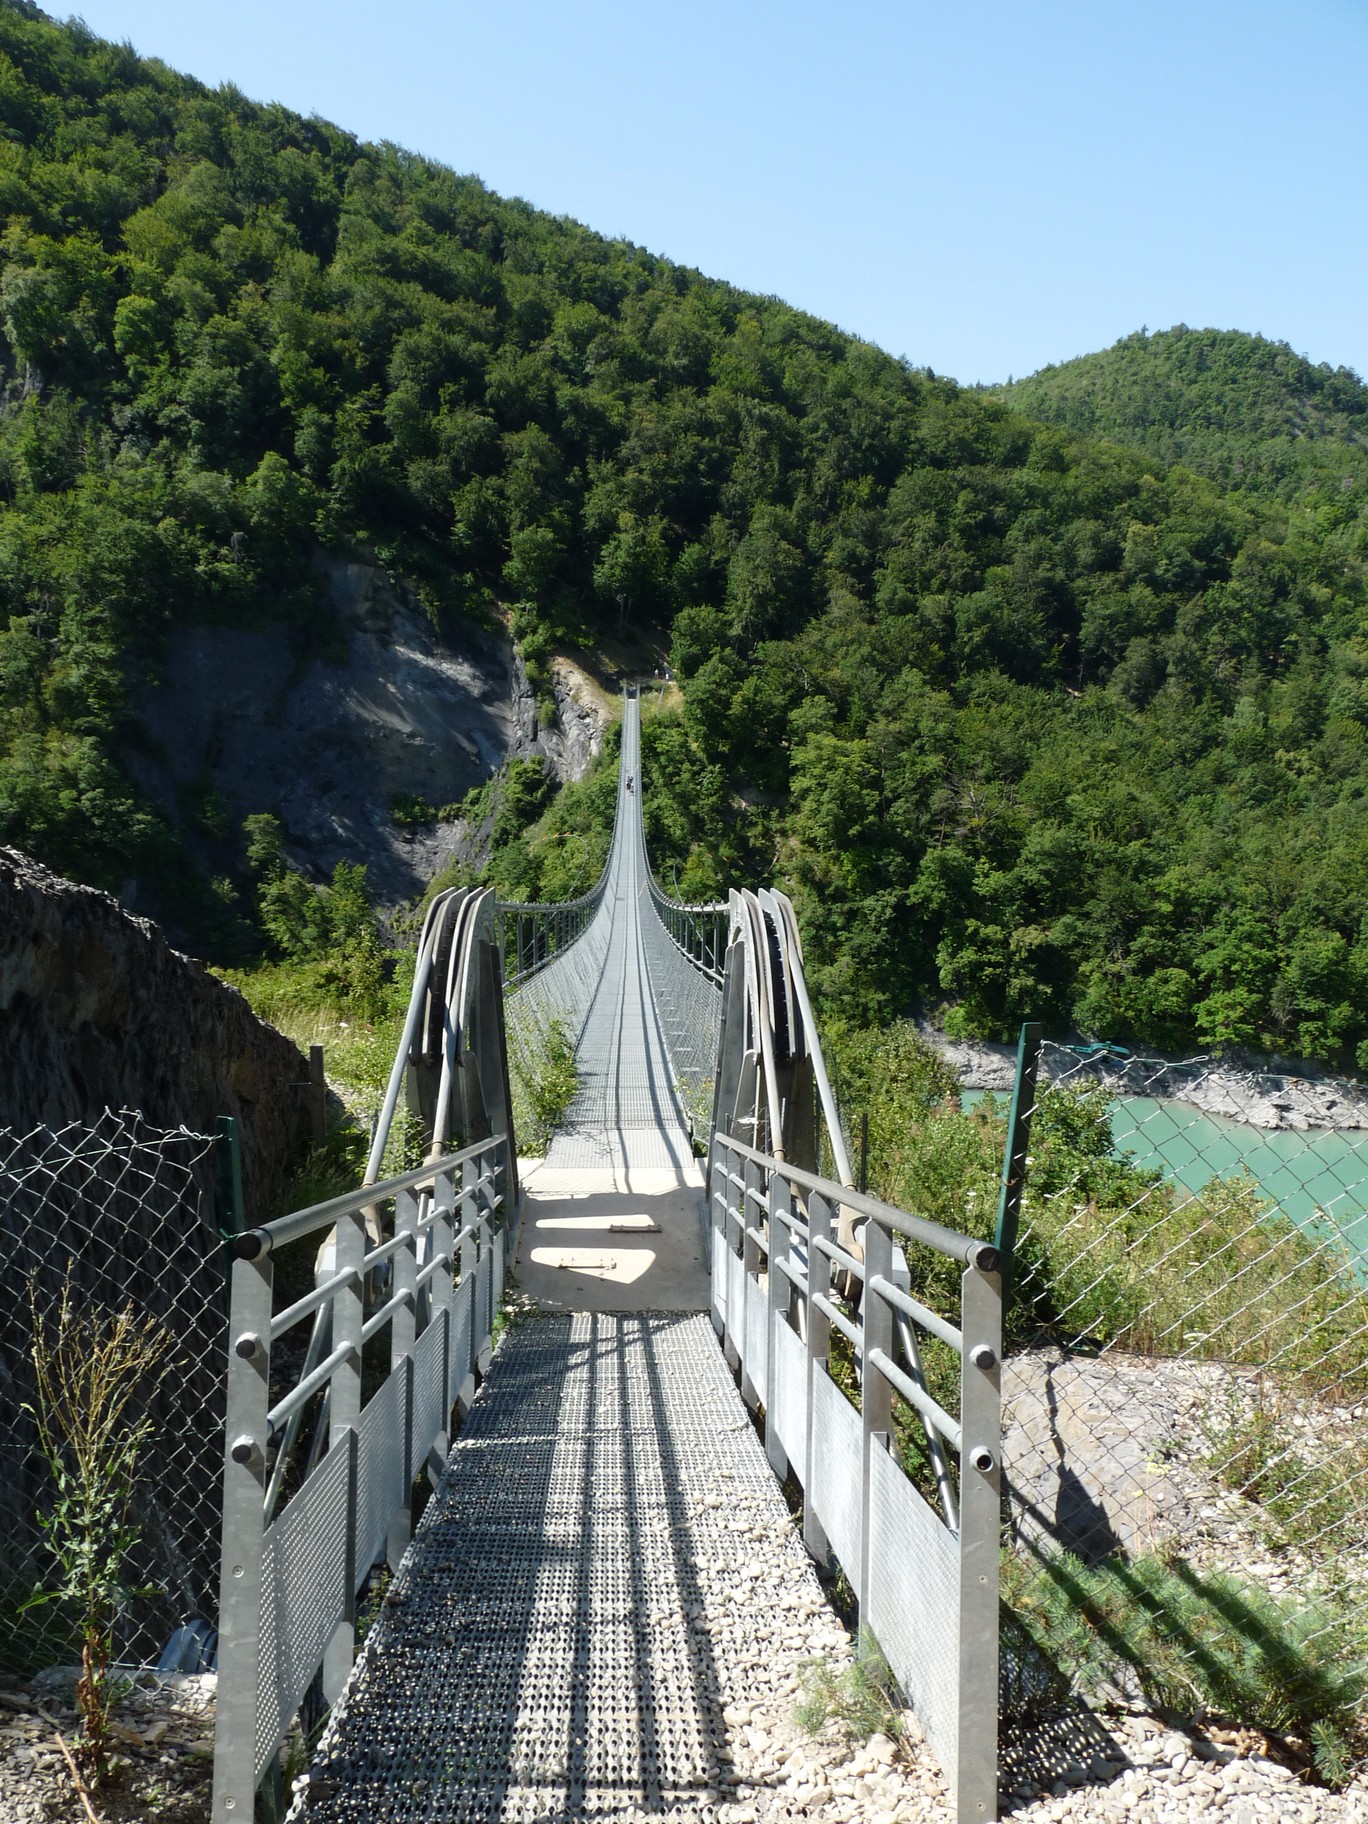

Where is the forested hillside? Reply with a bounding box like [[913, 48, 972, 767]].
[[999, 326, 1368, 502], [1, 4, 1367, 1068]]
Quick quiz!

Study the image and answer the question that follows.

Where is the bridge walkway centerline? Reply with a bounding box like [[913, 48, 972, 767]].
[[514, 696, 709, 1312], [288, 696, 875, 1821]]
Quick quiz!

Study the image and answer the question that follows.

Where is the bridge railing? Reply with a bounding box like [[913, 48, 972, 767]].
[[497, 877, 607, 990], [638, 863, 727, 1147], [709, 1132, 1002, 1824], [212, 1136, 508, 1821]]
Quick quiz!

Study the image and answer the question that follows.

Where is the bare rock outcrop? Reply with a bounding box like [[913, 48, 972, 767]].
[[125, 556, 612, 915], [0, 846, 307, 1221]]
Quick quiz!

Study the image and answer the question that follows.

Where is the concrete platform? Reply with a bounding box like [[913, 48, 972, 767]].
[[514, 1160, 709, 1312]]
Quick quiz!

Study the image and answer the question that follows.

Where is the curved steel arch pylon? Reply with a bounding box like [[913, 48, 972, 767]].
[[400, 885, 517, 1184], [712, 886, 853, 1186]]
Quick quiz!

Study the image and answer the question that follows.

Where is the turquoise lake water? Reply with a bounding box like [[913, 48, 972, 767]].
[[965, 1090, 1368, 1273], [1109, 1097, 1368, 1273]]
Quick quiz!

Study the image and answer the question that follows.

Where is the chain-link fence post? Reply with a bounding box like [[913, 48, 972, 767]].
[[993, 1023, 1041, 1318]]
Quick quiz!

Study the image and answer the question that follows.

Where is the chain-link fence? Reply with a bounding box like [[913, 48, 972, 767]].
[[0, 1109, 225, 1679], [1000, 1041, 1368, 1779]]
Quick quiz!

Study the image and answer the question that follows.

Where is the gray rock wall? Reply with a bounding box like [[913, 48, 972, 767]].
[[0, 846, 308, 1222], [125, 556, 610, 911]]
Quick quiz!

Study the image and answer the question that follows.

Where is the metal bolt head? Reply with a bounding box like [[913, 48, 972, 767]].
[[969, 1343, 997, 1371], [234, 1331, 263, 1360], [230, 1436, 258, 1467], [969, 1445, 995, 1474]]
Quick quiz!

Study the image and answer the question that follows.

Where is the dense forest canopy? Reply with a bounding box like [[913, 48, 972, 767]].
[[1, 4, 1366, 1069], [998, 326, 1368, 502]]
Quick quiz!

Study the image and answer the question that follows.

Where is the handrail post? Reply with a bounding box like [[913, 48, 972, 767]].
[[993, 1021, 1042, 1321], [707, 1144, 724, 1339], [764, 1170, 789, 1480], [803, 1190, 832, 1567], [740, 1153, 764, 1410], [388, 1188, 418, 1570], [956, 1258, 1003, 1818], [456, 1156, 480, 1411], [322, 1203, 364, 1701], [429, 1168, 456, 1484], [211, 1244, 271, 1821], [721, 1152, 741, 1373], [476, 1165, 495, 1374], [860, 1212, 895, 1617]]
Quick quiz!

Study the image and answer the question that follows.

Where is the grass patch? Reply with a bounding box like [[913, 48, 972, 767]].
[[1002, 1547, 1368, 1787], [509, 1016, 579, 1156], [1203, 1390, 1368, 1564], [795, 1641, 904, 1746]]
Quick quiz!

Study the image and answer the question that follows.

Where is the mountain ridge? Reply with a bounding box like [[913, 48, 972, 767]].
[[997, 325, 1368, 502], [0, 4, 1366, 1069]]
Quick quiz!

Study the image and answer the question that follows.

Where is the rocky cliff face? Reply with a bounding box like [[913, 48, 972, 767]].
[[0, 847, 308, 1222], [125, 557, 610, 911]]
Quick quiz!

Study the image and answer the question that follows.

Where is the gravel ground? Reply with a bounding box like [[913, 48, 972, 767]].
[[0, 1668, 215, 1824]]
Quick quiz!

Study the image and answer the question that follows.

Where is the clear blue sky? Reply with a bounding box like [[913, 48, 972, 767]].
[[65, 0, 1368, 386]]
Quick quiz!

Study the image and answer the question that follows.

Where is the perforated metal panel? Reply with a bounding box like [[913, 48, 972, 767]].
[[355, 1372, 405, 1585], [449, 1276, 473, 1404], [810, 1367, 863, 1594], [475, 1249, 491, 1352], [726, 1246, 744, 1355], [411, 1314, 447, 1471], [711, 1225, 727, 1324], [256, 1440, 351, 1778], [744, 1270, 768, 1405], [492, 1227, 505, 1314], [866, 1440, 961, 1782], [771, 1312, 807, 1475], [296, 1312, 811, 1823]]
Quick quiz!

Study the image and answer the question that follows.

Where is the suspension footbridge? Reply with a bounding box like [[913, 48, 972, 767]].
[[212, 692, 1011, 1824]]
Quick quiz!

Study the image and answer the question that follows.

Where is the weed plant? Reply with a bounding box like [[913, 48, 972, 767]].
[[1203, 1393, 1368, 1563], [24, 1282, 171, 1784], [796, 1641, 904, 1745]]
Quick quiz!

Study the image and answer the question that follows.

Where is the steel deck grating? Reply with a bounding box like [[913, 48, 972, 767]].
[[292, 1312, 812, 1822]]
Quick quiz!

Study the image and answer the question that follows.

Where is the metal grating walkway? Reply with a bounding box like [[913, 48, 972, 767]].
[[292, 1312, 828, 1823]]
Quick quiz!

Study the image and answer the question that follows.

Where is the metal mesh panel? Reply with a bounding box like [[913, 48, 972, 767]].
[[744, 1270, 768, 1406], [711, 1226, 728, 1326], [493, 1227, 505, 1314], [0, 1110, 221, 1676], [503, 869, 612, 1159], [355, 1373, 405, 1584], [475, 1250, 492, 1353], [449, 1275, 473, 1404], [809, 1367, 863, 1592], [637, 880, 724, 1147], [410, 1314, 447, 1471], [866, 1441, 960, 1779], [256, 1440, 352, 1778], [726, 1246, 744, 1352], [771, 1312, 808, 1474]]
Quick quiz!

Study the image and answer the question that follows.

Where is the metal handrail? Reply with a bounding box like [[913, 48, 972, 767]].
[[707, 1128, 1003, 1820], [231, 1139, 495, 1257], [715, 1131, 1000, 1271], [213, 1137, 510, 1821]]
